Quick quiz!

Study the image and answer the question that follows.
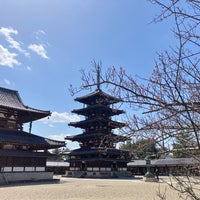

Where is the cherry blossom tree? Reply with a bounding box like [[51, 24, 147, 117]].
[[69, 1, 200, 199]]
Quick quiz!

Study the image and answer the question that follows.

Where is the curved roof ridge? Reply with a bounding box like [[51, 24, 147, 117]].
[[0, 87, 26, 109], [0, 87, 50, 122]]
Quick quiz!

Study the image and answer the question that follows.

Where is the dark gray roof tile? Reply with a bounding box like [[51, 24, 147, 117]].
[[0, 87, 50, 122], [0, 128, 65, 149], [0, 149, 54, 157]]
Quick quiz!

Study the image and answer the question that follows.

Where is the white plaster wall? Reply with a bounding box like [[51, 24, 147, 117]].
[[0, 172, 54, 184], [2, 167, 12, 172], [13, 167, 24, 172]]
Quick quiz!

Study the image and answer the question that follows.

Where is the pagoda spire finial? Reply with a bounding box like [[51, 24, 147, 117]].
[[97, 63, 101, 90]]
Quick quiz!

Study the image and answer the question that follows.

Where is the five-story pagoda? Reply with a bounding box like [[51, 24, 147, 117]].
[[65, 69, 131, 178]]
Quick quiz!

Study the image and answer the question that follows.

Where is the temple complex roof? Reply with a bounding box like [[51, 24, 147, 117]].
[[74, 89, 122, 105], [0, 128, 65, 150], [127, 158, 200, 167], [0, 149, 54, 158], [0, 87, 50, 123]]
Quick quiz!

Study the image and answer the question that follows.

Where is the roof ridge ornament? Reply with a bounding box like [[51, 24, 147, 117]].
[[97, 63, 101, 91]]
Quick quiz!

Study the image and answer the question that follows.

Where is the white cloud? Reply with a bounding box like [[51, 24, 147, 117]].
[[0, 27, 50, 69], [47, 124, 55, 128], [36, 30, 46, 35], [26, 66, 32, 71], [4, 79, 11, 85], [41, 111, 80, 125], [0, 44, 20, 67], [28, 44, 49, 59], [0, 27, 29, 57], [35, 30, 46, 40], [48, 133, 66, 142]]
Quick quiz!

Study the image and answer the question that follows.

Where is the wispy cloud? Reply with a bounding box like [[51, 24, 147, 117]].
[[41, 111, 80, 126], [26, 66, 32, 71], [48, 133, 66, 142], [0, 44, 20, 67], [0, 26, 50, 68], [0, 27, 29, 57], [35, 30, 46, 40], [28, 44, 49, 59], [4, 79, 11, 85]]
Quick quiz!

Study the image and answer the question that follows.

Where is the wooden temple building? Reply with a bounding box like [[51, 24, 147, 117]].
[[0, 87, 65, 184], [65, 75, 131, 178]]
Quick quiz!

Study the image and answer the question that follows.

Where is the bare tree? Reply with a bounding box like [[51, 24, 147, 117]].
[[69, 1, 200, 199], [70, 0, 200, 151]]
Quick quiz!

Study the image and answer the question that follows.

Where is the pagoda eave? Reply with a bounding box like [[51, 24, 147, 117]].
[[65, 132, 128, 143], [69, 118, 126, 129], [74, 90, 122, 105], [72, 105, 125, 116], [68, 157, 131, 163], [69, 147, 130, 156]]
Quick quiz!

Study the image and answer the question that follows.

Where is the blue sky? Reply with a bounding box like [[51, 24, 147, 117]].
[[0, 1, 174, 149]]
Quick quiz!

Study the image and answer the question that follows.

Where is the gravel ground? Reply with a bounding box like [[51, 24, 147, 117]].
[[0, 176, 195, 200]]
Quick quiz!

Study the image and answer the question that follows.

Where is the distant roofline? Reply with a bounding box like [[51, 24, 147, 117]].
[[127, 158, 200, 167]]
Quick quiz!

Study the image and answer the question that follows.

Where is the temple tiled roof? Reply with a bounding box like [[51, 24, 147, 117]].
[[70, 147, 130, 156], [69, 117, 126, 129], [153, 158, 200, 166], [0, 87, 50, 122], [75, 89, 122, 105], [127, 158, 200, 167], [0, 149, 54, 157], [66, 132, 127, 142], [72, 104, 124, 116], [0, 128, 65, 150]]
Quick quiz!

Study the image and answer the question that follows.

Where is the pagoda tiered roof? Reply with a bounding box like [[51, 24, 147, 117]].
[[0, 128, 65, 150], [65, 132, 127, 143], [66, 83, 131, 177], [0, 87, 50, 123], [72, 104, 124, 116], [74, 89, 122, 105], [70, 147, 130, 157], [69, 117, 126, 129]]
